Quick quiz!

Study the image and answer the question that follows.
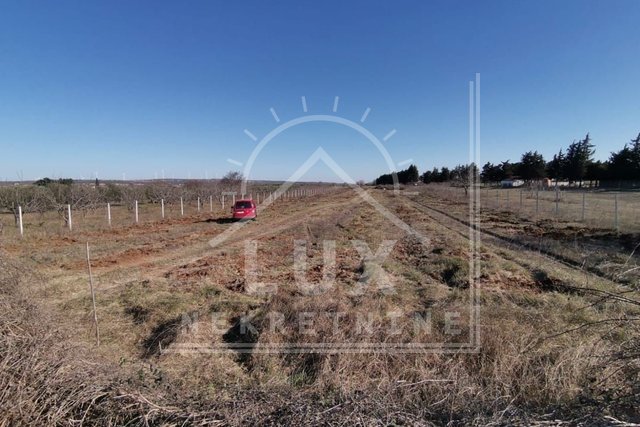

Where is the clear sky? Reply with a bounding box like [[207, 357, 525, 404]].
[[1, 0, 639, 182]]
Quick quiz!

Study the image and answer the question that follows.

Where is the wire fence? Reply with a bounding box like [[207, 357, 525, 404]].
[[423, 185, 640, 233], [0, 187, 332, 239]]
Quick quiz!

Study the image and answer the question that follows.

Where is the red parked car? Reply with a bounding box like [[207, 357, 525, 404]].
[[231, 199, 257, 220]]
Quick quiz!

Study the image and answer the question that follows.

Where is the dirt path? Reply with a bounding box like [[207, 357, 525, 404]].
[[375, 190, 629, 296]]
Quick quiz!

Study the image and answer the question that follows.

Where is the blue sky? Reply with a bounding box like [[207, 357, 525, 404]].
[[1, 0, 639, 182]]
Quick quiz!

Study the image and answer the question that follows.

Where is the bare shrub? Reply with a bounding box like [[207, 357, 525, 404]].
[[119, 185, 146, 211], [182, 180, 214, 203], [145, 182, 181, 204], [0, 185, 56, 225], [98, 182, 123, 203], [220, 171, 243, 194]]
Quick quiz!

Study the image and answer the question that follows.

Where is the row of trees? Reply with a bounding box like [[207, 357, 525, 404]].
[[418, 133, 639, 187], [482, 134, 597, 185], [421, 164, 478, 184], [0, 171, 248, 226], [371, 132, 639, 188], [374, 165, 419, 185], [482, 133, 640, 186]]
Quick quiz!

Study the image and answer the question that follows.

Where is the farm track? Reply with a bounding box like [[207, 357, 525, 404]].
[[397, 193, 627, 289], [92, 188, 626, 291], [72, 191, 361, 281], [11, 188, 629, 296]]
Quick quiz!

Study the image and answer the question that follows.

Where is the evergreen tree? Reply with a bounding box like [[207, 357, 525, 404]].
[[500, 161, 515, 180], [375, 164, 420, 185], [440, 167, 451, 182], [564, 134, 594, 186], [481, 162, 502, 184], [518, 151, 546, 181], [608, 134, 640, 181], [547, 149, 565, 183], [586, 160, 607, 184], [405, 164, 419, 183]]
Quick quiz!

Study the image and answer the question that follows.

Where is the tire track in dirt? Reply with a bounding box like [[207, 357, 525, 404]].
[[95, 190, 361, 281], [388, 191, 627, 291], [160, 194, 364, 281]]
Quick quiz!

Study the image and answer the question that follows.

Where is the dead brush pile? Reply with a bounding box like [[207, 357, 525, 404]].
[[0, 253, 224, 426]]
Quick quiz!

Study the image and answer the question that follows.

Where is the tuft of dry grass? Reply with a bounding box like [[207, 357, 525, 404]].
[[0, 253, 227, 426]]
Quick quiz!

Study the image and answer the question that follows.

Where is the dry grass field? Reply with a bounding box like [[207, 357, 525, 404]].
[[1, 186, 639, 425]]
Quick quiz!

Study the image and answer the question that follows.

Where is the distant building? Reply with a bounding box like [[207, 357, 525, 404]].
[[500, 179, 524, 188]]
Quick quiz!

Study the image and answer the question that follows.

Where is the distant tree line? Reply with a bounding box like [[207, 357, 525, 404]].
[[34, 177, 75, 186], [0, 171, 253, 227], [374, 165, 419, 185], [479, 134, 598, 186], [479, 133, 640, 186], [420, 164, 479, 185], [417, 132, 640, 187], [370, 132, 639, 188]]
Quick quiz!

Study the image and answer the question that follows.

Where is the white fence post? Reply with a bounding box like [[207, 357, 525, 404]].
[[161, 199, 165, 219], [134, 200, 139, 223], [555, 187, 559, 215], [209, 195, 213, 212], [180, 197, 184, 216], [232, 194, 236, 205], [18, 205, 24, 237], [197, 197, 201, 212], [107, 203, 111, 227], [67, 204, 73, 231], [536, 190, 539, 215], [581, 193, 586, 222], [222, 194, 225, 210]]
